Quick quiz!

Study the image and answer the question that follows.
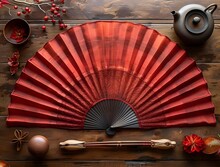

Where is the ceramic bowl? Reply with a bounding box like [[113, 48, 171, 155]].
[[3, 18, 31, 45]]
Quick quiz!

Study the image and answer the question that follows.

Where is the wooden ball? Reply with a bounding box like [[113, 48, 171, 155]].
[[28, 135, 49, 158]]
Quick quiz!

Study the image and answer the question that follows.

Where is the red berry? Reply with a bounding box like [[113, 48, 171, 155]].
[[50, 7, 55, 13], [55, 6, 60, 11], [22, 10, 27, 14], [59, 23, 64, 29], [57, 13, 60, 17], [64, 24, 67, 28], [62, 9, 66, 13], [44, 16, 49, 21], [17, 11, 21, 16], [60, 0, 64, 4], [42, 25, 46, 31], [14, 5, 18, 9], [51, 19, 56, 24], [52, 3, 56, 7], [53, 10, 58, 15], [25, 7, 29, 11], [28, 9, 31, 13]]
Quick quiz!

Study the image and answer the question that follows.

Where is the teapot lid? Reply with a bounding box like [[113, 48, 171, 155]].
[[185, 9, 209, 34]]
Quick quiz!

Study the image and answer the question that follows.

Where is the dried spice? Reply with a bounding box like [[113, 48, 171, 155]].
[[11, 129, 29, 151], [8, 51, 20, 75], [182, 134, 205, 153], [10, 27, 27, 43]]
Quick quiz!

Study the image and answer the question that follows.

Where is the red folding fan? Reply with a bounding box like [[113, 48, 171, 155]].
[[7, 21, 216, 135]]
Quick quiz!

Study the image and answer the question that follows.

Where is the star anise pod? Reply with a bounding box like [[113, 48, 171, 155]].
[[11, 129, 29, 151]]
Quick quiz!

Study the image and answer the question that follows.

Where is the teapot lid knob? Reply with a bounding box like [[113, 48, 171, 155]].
[[193, 16, 201, 24], [185, 11, 208, 34]]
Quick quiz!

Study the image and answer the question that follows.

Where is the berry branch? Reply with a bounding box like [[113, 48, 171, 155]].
[[1, 0, 67, 31]]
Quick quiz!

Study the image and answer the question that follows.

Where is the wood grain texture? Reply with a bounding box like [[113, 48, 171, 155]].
[[1, 0, 220, 166], [1, 0, 220, 21], [3, 161, 220, 167]]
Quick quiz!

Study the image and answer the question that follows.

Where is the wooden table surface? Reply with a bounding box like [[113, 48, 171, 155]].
[[1, 0, 220, 166]]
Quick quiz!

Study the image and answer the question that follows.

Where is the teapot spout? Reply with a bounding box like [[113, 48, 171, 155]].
[[171, 11, 179, 21]]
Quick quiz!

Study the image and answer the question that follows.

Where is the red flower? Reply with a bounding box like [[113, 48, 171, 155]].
[[10, 27, 27, 43], [183, 134, 205, 153], [8, 51, 20, 75], [0, 0, 9, 8]]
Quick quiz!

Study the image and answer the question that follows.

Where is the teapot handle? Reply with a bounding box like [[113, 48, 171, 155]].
[[205, 3, 217, 14]]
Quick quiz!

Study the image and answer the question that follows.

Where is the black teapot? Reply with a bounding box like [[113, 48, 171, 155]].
[[171, 3, 217, 45]]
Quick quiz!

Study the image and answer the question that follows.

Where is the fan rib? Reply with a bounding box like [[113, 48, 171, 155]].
[[24, 59, 90, 111], [43, 40, 97, 105], [121, 25, 149, 100], [136, 65, 204, 112], [8, 104, 83, 124], [13, 82, 85, 119], [124, 35, 170, 104], [58, 35, 100, 100], [7, 115, 83, 128], [140, 87, 214, 121], [82, 23, 108, 99], [19, 70, 86, 113], [132, 49, 189, 108], [84, 99, 138, 129]]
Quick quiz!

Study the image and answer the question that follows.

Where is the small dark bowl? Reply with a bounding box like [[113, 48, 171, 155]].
[[3, 18, 31, 45]]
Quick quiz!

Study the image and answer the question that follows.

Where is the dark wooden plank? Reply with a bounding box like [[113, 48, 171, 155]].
[[0, 161, 129, 167], [0, 0, 220, 21], [64, 0, 220, 20], [3, 160, 220, 167]]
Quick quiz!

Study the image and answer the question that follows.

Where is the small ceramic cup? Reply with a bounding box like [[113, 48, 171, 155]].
[[3, 18, 31, 45]]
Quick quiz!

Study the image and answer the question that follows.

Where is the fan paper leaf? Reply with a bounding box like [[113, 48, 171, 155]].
[[0, 0, 9, 8], [7, 21, 216, 131]]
